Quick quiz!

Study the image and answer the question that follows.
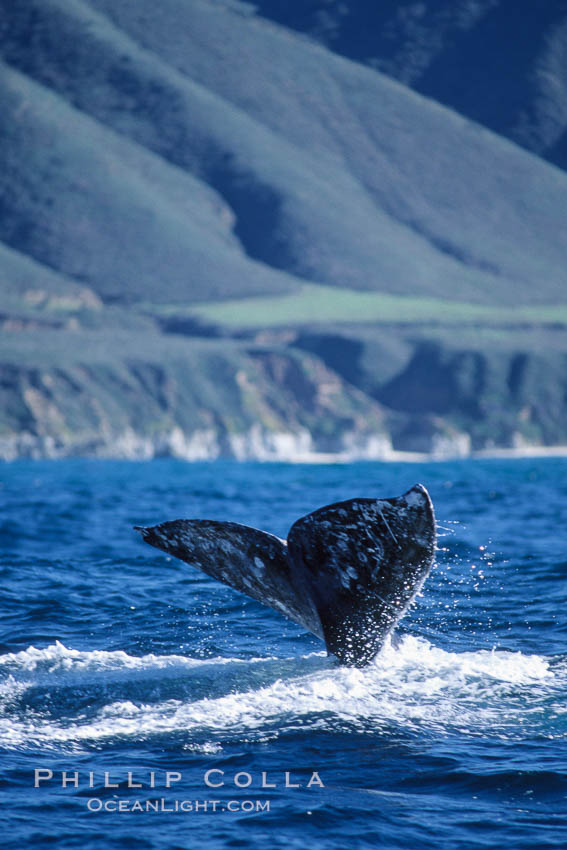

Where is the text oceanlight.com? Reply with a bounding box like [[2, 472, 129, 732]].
[[87, 798, 270, 813]]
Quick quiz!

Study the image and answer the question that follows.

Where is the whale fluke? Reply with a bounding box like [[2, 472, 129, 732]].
[[135, 483, 436, 667]]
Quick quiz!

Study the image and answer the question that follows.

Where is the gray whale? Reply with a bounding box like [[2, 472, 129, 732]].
[[135, 483, 436, 667]]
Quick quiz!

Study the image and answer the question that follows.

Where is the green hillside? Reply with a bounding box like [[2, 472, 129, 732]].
[[188, 285, 567, 329], [1, 0, 566, 305]]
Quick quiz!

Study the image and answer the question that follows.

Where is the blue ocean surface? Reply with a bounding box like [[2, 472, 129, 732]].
[[0, 458, 566, 849]]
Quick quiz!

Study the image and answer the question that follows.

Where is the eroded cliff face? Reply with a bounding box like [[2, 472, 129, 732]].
[[0, 331, 391, 461], [377, 342, 567, 450], [2, 318, 566, 462], [292, 326, 567, 454]]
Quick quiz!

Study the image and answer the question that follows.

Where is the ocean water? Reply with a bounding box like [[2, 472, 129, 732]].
[[0, 458, 566, 849]]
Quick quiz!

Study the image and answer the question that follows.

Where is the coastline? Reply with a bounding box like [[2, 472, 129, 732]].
[[470, 445, 567, 460], [2, 426, 567, 464]]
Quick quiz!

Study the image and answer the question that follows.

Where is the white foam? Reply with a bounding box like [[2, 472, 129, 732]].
[[0, 637, 561, 751], [0, 641, 269, 675]]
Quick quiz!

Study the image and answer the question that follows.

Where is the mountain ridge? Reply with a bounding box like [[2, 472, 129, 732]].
[[1, 0, 566, 305]]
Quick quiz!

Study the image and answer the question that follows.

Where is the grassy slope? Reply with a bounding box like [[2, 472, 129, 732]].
[[0, 0, 566, 306], [0, 62, 300, 304], [188, 284, 567, 329], [0, 242, 103, 308], [89, 0, 567, 304]]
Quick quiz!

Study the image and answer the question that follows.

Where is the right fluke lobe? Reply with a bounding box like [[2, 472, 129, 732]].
[[287, 484, 436, 666]]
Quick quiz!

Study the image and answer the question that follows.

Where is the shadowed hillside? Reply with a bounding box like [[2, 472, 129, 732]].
[[253, 0, 567, 172]]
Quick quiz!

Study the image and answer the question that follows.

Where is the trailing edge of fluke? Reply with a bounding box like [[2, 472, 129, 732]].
[[135, 483, 436, 667]]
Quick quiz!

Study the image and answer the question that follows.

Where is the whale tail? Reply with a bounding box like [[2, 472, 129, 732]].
[[135, 484, 436, 666]]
